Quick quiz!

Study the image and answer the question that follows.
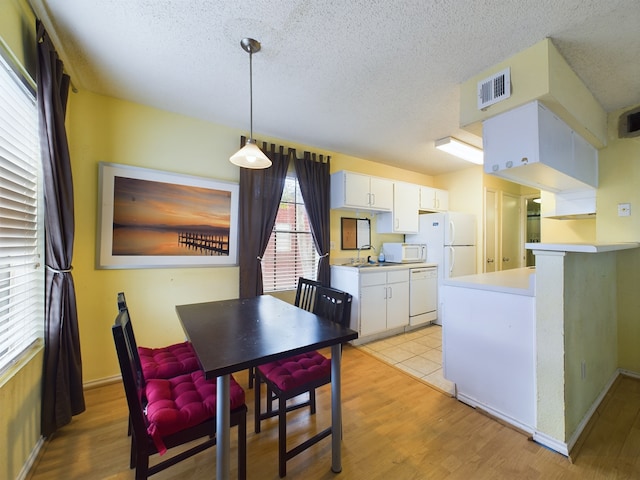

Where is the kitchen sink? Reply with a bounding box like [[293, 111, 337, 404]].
[[353, 263, 391, 268]]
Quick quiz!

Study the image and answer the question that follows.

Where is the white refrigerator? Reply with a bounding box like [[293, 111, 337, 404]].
[[406, 212, 477, 323]]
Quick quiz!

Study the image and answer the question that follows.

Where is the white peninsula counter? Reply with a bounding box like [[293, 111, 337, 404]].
[[442, 242, 640, 457], [442, 267, 537, 433]]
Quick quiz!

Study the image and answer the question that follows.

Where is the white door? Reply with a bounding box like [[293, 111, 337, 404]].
[[444, 245, 476, 278], [445, 212, 476, 246], [500, 192, 522, 270], [484, 189, 498, 272]]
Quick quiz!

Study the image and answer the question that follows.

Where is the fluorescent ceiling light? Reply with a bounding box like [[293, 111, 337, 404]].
[[435, 137, 483, 165]]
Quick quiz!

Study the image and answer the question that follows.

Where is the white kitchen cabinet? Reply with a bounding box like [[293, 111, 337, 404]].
[[419, 186, 449, 212], [483, 100, 598, 192], [377, 182, 420, 234], [330, 266, 410, 342], [330, 170, 393, 212]]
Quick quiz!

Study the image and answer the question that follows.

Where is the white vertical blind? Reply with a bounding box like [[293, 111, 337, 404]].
[[0, 52, 44, 373], [262, 176, 319, 292]]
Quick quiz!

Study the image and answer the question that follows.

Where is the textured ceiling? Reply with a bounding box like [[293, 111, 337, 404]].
[[30, 0, 640, 175]]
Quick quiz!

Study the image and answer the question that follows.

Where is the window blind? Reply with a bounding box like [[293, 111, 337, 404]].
[[0, 52, 44, 373], [262, 176, 319, 292]]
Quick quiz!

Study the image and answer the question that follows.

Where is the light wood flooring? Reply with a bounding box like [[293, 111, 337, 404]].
[[27, 345, 640, 479]]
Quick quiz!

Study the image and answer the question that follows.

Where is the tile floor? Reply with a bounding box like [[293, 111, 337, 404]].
[[358, 324, 455, 395]]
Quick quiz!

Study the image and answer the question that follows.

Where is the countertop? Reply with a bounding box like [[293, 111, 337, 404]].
[[525, 242, 639, 253], [330, 261, 437, 272], [443, 267, 536, 297]]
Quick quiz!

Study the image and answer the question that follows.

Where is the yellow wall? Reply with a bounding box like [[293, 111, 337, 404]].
[[0, 0, 36, 77], [596, 103, 640, 371]]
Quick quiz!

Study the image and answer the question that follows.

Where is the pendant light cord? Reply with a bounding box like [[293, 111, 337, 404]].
[[249, 49, 253, 141]]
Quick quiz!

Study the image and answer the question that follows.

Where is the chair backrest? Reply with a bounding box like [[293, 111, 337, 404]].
[[117, 291, 127, 312], [116, 292, 144, 379], [312, 285, 353, 328], [295, 278, 321, 312], [112, 309, 148, 438]]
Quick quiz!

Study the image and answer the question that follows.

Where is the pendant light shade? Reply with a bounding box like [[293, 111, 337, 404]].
[[230, 138, 271, 168], [229, 38, 272, 169]]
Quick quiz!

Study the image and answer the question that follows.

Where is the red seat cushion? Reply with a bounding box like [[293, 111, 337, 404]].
[[144, 370, 245, 454], [138, 341, 200, 380], [258, 351, 330, 391]]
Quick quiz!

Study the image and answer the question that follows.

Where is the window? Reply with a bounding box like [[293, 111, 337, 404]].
[[262, 176, 319, 292], [0, 52, 44, 373]]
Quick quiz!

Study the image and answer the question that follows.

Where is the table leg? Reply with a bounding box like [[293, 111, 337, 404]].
[[330, 344, 342, 473], [217, 374, 230, 480]]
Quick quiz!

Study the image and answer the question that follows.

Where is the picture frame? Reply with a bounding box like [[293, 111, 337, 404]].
[[97, 162, 239, 269]]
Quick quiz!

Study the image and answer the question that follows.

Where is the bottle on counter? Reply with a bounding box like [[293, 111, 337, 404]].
[[378, 251, 385, 263]]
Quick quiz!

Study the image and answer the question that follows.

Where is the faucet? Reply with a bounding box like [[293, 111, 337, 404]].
[[356, 244, 376, 264]]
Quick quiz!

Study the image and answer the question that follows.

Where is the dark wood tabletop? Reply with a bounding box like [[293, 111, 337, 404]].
[[176, 295, 358, 379]]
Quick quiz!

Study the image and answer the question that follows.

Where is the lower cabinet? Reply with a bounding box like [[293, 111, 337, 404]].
[[331, 266, 409, 343]]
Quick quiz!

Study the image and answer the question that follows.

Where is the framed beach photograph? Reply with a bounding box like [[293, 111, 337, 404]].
[[97, 162, 239, 268]]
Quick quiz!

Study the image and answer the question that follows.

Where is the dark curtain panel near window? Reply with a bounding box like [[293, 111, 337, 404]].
[[37, 20, 85, 437], [294, 152, 331, 286], [238, 137, 290, 298]]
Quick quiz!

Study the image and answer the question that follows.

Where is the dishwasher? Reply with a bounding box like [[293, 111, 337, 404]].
[[409, 267, 438, 326]]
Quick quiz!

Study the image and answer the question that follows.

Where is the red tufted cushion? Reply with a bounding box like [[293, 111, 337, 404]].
[[144, 370, 245, 454], [138, 342, 200, 380], [257, 351, 330, 391]]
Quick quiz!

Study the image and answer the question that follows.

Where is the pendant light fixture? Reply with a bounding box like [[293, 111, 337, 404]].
[[229, 38, 271, 169]]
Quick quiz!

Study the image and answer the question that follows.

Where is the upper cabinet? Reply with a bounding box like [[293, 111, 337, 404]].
[[330, 170, 449, 233], [483, 101, 598, 193], [331, 171, 393, 212], [377, 182, 420, 234], [419, 186, 449, 212]]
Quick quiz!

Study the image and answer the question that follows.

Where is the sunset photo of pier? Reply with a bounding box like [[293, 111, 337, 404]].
[[111, 175, 231, 256]]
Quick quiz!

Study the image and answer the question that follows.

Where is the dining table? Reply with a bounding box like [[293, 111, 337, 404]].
[[176, 294, 358, 480]]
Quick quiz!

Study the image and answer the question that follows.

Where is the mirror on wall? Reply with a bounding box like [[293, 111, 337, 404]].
[[341, 217, 371, 250]]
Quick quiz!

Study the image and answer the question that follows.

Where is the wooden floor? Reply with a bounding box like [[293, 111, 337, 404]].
[[27, 346, 640, 479]]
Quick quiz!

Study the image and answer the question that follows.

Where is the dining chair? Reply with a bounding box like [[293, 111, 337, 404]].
[[117, 292, 200, 380], [254, 284, 352, 477], [112, 307, 248, 480], [247, 278, 322, 388]]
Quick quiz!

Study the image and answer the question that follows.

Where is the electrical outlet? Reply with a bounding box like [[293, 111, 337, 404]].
[[330, 241, 336, 250], [618, 203, 631, 216]]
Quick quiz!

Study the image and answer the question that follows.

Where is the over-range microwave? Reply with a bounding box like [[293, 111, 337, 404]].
[[381, 243, 426, 263]]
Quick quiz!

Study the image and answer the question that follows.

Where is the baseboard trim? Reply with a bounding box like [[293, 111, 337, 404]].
[[18, 436, 45, 480], [83, 374, 121, 390], [532, 431, 569, 456]]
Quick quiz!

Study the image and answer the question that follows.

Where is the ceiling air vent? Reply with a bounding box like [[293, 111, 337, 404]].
[[618, 106, 640, 139], [477, 68, 511, 110]]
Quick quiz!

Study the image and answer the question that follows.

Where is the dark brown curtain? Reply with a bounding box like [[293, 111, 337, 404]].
[[37, 20, 85, 437], [294, 152, 331, 286], [238, 137, 291, 298]]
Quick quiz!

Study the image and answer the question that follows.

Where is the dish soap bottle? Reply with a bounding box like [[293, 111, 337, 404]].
[[378, 250, 385, 263]]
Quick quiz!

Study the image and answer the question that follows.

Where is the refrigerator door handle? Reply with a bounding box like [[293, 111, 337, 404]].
[[449, 219, 455, 245], [449, 246, 455, 275]]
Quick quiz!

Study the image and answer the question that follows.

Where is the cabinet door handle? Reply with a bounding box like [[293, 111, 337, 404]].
[[503, 257, 510, 262], [371, 193, 376, 205], [487, 258, 494, 263], [387, 286, 392, 299]]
